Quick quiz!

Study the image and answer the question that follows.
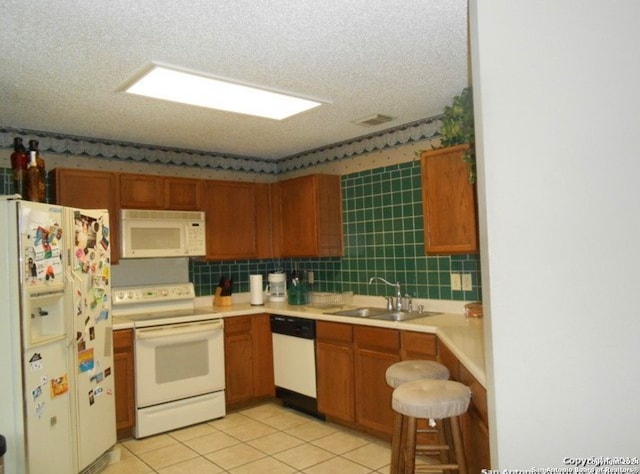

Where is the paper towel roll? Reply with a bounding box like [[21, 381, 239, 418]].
[[249, 274, 264, 306]]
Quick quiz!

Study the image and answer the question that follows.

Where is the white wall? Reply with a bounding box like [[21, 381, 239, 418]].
[[471, 0, 640, 467]]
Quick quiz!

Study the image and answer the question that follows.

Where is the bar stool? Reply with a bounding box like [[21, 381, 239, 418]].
[[386, 360, 450, 388], [391, 379, 471, 474], [386, 360, 450, 474]]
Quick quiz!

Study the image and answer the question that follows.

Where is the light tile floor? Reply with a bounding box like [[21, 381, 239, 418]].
[[103, 402, 393, 474]]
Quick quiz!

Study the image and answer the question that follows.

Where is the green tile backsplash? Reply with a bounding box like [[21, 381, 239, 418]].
[[1, 164, 482, 301], [191, 161, 481, 301]]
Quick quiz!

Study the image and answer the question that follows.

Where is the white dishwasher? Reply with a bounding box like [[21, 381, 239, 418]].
[[270, 315, 323, 418]]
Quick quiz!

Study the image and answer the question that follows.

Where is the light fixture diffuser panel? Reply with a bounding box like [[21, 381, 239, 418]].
[[125, 65, 322, 120]]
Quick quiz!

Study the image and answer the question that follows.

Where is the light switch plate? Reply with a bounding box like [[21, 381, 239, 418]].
[[451, 273, 462, 291], [462, 273, 473, 291]]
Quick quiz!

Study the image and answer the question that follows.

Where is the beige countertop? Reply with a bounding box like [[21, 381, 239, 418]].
[[113, 294, 486, 387]]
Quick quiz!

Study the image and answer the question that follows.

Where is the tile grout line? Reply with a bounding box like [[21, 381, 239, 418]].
[[113, 402, 392, 473]]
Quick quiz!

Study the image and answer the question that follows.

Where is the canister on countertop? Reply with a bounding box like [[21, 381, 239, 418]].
[[464, 302, 483, 318], [287, 280, 308, 305]]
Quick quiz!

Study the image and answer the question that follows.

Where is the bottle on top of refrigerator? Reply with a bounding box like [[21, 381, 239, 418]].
[[26, 140, 46, 202], [10, 137, 28, 198]]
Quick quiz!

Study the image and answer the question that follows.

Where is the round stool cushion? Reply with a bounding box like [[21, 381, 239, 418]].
[[392, 379, 471, 419], [385, 360, 450, 387]]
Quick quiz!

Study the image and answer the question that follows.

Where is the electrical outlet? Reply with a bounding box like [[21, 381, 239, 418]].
[[462, 273, 473, 291], [450, 273, 462, 291]]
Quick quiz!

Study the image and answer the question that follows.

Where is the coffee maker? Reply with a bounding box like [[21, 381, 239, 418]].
[[266, 272, 286, 302]]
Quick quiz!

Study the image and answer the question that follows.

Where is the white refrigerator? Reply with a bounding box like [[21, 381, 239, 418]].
[[0, 196, 116, 473]]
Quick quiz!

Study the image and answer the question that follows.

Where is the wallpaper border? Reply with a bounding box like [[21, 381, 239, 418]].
[[1, 116, 441, 175]]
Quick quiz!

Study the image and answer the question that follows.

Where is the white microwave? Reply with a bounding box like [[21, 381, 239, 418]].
[[120, 209, 206, 258]]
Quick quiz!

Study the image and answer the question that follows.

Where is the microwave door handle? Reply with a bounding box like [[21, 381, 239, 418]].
[[136, 320, 223, 340]]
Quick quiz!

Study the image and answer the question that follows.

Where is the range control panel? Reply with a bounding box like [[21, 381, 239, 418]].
[[112, 283, 195, 306]]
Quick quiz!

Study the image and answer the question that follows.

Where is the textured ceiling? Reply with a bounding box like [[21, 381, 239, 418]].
[[0, 1, 469, 160]]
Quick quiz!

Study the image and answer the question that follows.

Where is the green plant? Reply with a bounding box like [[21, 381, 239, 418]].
[[439, 87, 476, 183]]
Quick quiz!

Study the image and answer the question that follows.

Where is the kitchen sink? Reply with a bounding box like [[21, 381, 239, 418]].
[[329, 307, 390, 318], [369, 310, 441, 322], [328, 307, 441, 321]]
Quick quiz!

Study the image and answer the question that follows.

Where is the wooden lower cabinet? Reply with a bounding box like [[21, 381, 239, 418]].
[[439, 341, 491, 470], [223, 314, 274, 409], [316, 321, 355, 422], [459, 364, 491, 471], [113, 329, 135, 440], [400, 331, 438, 360], [316, 323, 489, 466], [354, 326, 400, 437]]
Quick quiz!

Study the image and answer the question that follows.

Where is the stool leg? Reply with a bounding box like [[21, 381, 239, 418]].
[[450, 415, 467, 474], [438, 418, 451, 465], [404, 416, 417, 474], [390, 411, 403, 474], [398, 414, 408, 473]]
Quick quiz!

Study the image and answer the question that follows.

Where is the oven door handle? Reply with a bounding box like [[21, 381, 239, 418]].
[[136, 319, 223, 339]]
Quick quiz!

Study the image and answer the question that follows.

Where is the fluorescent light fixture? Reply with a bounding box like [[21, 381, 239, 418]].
[[124, 64, 323, 120]]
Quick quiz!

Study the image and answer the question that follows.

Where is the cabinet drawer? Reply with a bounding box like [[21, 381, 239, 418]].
[[224, 316, 252, 334], [354, 326, 399, 352], [401, 331, 437, 358], [317, 321, 353, 343], [459, 364, 488, 425]]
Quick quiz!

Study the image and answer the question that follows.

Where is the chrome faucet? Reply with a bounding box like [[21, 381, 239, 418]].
[[369, 276, 402, 311]]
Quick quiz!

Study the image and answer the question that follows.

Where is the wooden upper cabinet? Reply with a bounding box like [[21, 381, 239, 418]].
[[164, 177, 202, 210], [52, 168, 121, 263], [421, 145, 478, 255], [119, 174, 201, 210], [276, 174, 343, 257], [255, 182, 274, 259], [119, 174, 164, 209], [201, 180, 259, 260]]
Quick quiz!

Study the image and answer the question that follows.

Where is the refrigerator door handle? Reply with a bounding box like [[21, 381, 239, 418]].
[[136, 320, 223, 340]]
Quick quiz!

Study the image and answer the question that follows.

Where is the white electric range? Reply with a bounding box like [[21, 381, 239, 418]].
[[112, 283, 225, 438]]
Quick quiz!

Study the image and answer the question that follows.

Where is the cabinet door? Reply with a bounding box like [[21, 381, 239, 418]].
[[252, 314, 275, 398], [459, 363, 490, 470], [164, 177, 202, 210], [316, 340, 355, 421], [354, 326, 399, 437], [255, 183, 274, 259], [278, 176, 318, 257], [53, 168, 121, 263], [119, 174, 164, 209], [421, 145, 478, 254], [277, 174, 343, 257], [224, 316, 254, 407], [113, 329, 135, 439], [202, 180, 258, 260], [437, 339, 460, 381], [460, 397, 491, 471], [316, 321, 354, 422], [440, 341, 491, 470]]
